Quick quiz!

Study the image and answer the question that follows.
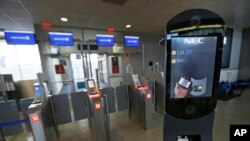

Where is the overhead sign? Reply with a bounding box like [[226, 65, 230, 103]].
[[96, 34, 114, 46], [4, 30, 36, 45], [49, 32, 74, 46], [124, 36, 140, 47]]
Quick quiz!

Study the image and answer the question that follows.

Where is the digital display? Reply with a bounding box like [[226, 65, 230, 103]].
[[34, 86, 42, 96], [49, 32, 74, 46], [4, 30, 36, 45], [96, 34, 114, 46], [77, 82, 86, 89], [124, 36, 140, 47], [170, 36, 217, 98], [88, 80, 95, 88]]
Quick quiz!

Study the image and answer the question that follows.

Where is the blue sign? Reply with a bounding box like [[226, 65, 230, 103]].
[[124, 36, 140, 47], [49, 32, 74, 46], [96, 34, 114, 46], [4, 30, 36, 45]]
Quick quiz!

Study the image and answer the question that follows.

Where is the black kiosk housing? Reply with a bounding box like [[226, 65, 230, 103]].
[[164, 9, 225, 141]]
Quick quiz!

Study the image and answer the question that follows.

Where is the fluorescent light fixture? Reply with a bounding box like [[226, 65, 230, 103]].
[[60, 17, 68, 22], [49, 32, 72, 35], [124, 36, 139, 39], [126, 24, 132, 28], [96, 34, 114, 37], [4, 30, 34, 33], [170, 24, 223, 33]]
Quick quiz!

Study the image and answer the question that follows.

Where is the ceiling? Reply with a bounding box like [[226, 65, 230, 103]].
[[0, 0, 250, 34]]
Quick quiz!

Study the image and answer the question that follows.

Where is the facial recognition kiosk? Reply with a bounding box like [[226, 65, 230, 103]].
[[163, 9, 225, 141]]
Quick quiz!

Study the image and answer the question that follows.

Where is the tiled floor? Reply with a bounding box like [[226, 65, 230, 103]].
[[4, 89, 250, 141]]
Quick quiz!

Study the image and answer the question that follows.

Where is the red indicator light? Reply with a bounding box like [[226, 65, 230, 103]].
[[88, 92, 101, 99], [146, 93, 152, 99], [95, 103, 102, 110], [137, 85, 148, 91], [30, 114, 40, 123]]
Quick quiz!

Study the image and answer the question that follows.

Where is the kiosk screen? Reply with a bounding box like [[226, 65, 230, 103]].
[[88, 80, 95, 88], [170, 36, 217, 99]]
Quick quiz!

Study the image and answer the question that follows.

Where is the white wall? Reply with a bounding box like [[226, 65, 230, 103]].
[[220, 28, 242, 82]]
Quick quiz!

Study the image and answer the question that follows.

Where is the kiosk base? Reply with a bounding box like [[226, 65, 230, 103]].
[[163, 112, 214, 141]]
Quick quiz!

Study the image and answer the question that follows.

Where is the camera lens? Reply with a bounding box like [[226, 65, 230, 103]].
[[190, 15, 201, 26]]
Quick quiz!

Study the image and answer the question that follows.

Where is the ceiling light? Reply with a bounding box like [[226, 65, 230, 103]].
[[60, 17, 68, 22], [126, 24, 131, 28]]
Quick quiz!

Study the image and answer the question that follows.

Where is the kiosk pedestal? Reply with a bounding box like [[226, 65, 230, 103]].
[[164, 112, 214, 141]]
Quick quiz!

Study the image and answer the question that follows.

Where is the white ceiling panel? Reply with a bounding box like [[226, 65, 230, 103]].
[[2, 9, 30, 18], [0, 0, 25, 11]]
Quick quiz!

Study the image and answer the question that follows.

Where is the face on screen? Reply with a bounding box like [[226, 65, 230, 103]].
[[170, 36, 217, 99]]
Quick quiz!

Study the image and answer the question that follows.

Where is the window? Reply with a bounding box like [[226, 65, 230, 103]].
[[0, 40, 42, 81]]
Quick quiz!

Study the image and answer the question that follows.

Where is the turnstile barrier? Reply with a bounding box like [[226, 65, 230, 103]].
[[116, 85, 128, 111], [51, 94, 72, 124], [101, 87, 116, 113], [71, 91, 88, 121], [128, 74, 153, 130], [28, 97, 58, 141]]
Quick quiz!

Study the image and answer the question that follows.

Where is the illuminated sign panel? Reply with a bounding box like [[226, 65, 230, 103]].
[[96, 34, 114, 46], [49, 32, 74, 46], [124, 36, 140, 47], [4, 30, 36, 45]]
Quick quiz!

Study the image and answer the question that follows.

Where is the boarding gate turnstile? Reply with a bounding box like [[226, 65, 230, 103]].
[[28, 98, 58, 141], [28, 74, 59, 141], [127, 74, 152, 130], [85, 79, 112, 141], [148, 72, 165, 114], [28, 82, 113, 141]]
